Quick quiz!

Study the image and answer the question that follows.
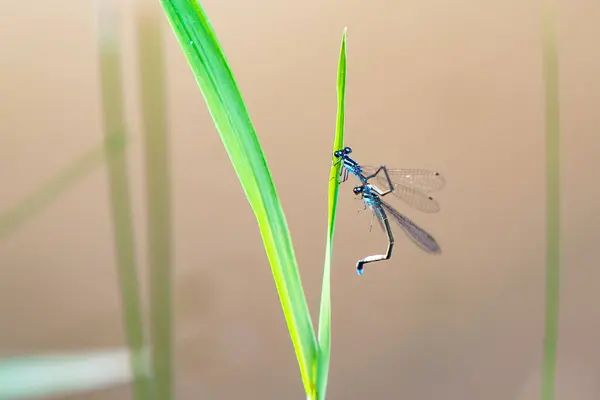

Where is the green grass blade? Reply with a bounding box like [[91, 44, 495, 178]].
[[316, 27, 347, 400], [135, 5, 173, 399], [0, 134, 127, 240], [540, 1, 561, 400], [158, 0, 318, 396], [0, 348, 148, 399], [96, 2, 150, 399]]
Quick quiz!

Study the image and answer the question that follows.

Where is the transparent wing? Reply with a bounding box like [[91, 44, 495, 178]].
[[361, 165, 446, 193], [379, 201, 441, 254], [384, 184, 441, 213], [360, 166, 443, 213]]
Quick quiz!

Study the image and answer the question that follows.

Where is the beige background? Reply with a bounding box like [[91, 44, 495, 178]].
[[1, 0, 599, 399]]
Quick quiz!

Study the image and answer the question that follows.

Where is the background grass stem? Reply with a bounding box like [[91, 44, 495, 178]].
[[135, 4, 174, 399], [0, 134, 126, 240], [540, 1, 561, 399], [96, 1, 150, 399]]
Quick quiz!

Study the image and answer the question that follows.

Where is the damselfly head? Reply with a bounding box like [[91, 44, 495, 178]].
[[353, 186, 364, 195], [333, 146, 353, 158]]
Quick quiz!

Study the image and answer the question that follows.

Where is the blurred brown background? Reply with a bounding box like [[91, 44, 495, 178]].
[[1, 0, 599, 399]]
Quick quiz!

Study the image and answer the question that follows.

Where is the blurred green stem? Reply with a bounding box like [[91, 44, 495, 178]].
[[541, 1, 560, 399], [0, 135, 125, 240], [97, 1, 150, 399], [136, 4, 173, 399]]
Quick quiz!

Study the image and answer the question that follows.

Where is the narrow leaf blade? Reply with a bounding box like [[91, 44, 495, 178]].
[[316, 27, 347, 400], [158, 0, 318, 396]]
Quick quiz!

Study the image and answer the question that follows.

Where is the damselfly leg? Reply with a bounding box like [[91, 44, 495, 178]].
[[362, 165, 395, 195]]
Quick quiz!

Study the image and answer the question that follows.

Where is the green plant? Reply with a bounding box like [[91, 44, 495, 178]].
[[158, 1, 347, 398], [98, 2, 150, 398], [316, 28, 347, 399], [0, 348, 146, 399], [135, 6, 174, 400], [540, 1, 561, 399], [0, 133, 127, 240], [0, 4, 152, 398]]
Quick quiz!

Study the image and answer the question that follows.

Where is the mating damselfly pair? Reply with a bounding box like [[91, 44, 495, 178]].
[[333, 147, 444, 275]]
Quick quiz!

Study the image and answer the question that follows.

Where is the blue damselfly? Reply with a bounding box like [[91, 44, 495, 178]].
[[352, 183, 441, 275], [333, 146, 445, 213]]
